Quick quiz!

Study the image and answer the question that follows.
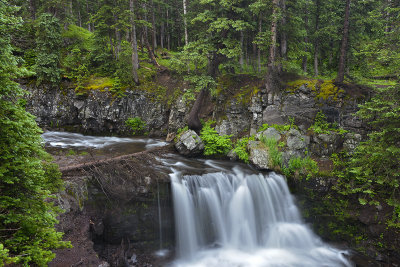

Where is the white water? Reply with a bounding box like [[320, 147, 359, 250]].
[[42, 131, 167, 150], [169, 163, 352, 267]]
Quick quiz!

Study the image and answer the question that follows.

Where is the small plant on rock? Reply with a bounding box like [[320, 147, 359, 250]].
[[233, 136, 254, 163], [125, 117, 147, 135], [200, 121, 232, 156]]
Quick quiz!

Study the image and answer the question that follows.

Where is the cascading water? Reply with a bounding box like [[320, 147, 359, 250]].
[[168, 161, 353, 267]]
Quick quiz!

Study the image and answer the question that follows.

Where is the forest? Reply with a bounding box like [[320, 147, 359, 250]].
[[1, 0, 400, 265], [7, 0, 400, 89]]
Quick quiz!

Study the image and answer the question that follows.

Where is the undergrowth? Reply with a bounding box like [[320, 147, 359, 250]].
[[200, 121, 233, 156]]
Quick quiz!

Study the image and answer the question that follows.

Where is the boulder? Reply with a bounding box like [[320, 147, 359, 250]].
[[174, 130, 204, 156], [311, 132, 343, 157], [256, 127, 281, 142], [343, 133, 362, 153], [227, 149, 238, 161], [247, 141, 272, 170], [286, 128, 308, 151]]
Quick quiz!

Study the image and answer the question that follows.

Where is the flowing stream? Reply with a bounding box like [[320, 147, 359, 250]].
[[43, 132, 353, 266], [42, 131, 168, 153], [162, 158, 353, 267]]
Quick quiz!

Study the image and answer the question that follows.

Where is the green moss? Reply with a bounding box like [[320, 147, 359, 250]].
[[84, 76, 114, 91], [287, 79, 318, 92], [137, 62, 157, 82], [137, 81, 167, 102], [216, 74, 236, 95], [317, 80, 345, 101], [234, 85, 260, 105], [286, 79, 345, 102]]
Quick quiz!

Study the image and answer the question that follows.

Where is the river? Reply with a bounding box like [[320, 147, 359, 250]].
[[43, 131, 353, 267]]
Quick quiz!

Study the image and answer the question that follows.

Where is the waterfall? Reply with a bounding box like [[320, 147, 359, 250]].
[[170, 164, 352, 267]]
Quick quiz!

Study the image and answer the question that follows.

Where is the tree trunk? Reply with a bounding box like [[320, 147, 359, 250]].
[[78, 8, 82, 27], [86, 0, 92, 32], [239, 30, 244, 71], [167, 8, 171, 50], [64, 0, 73, 30], [257, 15, 262, 73], [114, 3, 121, 60], [183, 0, 189, 46], [29, 0, 36, 20], [129, 0, 139, 84], [265, 0, 279, 93], [188, 89, 207, 133], [143, 2, 159, 66], [160, 8, 165, 49], [302, 2, 309, 73], [151, 0, 157, 50], [280, 0, 287, 67], [313, 0, 320, 77], [336, 0, 351, 83]]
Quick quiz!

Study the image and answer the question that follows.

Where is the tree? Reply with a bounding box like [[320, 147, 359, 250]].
[[335, 85, 400, 226], [0, 3, 69, 265], [130, 0, 139, 84], [34, 12, 62, 85], [265, 0, 280, 93], [178, 0, 250, 131], [336, 0, 351, 82]]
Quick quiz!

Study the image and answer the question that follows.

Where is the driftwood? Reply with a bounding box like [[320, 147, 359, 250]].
[[60, 145, 174, 175]]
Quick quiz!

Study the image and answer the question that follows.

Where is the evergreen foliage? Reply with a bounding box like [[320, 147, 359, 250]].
[[34, 13, 62, 85], [0, 3, 69, 265], [334, 85, 400, 227], [125, 117, 147, 135]]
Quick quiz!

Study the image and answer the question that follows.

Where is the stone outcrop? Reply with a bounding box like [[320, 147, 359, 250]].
[[53, 148, 175, 267], [258, 83, 366, 134], [255, 127, 281, 141], [174, 130, 204, 156], [247, 141, 272, 170], [23, 80, 169, 136]]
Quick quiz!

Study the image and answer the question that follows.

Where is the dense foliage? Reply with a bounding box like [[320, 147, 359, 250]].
[[125, 117, 147, 135], [334, 85, 400, 227], [6, 0, 399, 91], [0, 3, 69, 265], [200, 121, 233, 156]]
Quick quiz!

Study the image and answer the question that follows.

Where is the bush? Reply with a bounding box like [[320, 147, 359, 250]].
[[200, 121, 232, 156], [259, 135, 318, 179], [233, 136, 254, 163], [258, 117, 298, 132], [309, 110, 347, 135], [259, 136, 282, 167], [283, 156, 319, 180], [125, 117, 147, 135]]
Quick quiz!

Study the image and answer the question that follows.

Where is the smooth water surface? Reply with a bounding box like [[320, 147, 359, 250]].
[[42, 131, 168, 153]]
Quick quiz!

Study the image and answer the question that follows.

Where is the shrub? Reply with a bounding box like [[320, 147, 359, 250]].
[[233, 136, 254, 163], [283, 156, 319, 180], [125, 117, 147, 135], [200, 121, 232, 156], [258, 117, 298, 132], [259, 136, 282, 167], [309, 110, 347, 135]]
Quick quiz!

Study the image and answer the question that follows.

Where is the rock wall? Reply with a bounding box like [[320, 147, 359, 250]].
[[54, 148, 175, 267], [23, 77, 367, 141], [22, 80, 169, 136]]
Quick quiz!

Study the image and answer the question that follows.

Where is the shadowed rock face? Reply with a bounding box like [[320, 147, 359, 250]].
[[22, 80, 168, 136], [53, 147, 175, 267]]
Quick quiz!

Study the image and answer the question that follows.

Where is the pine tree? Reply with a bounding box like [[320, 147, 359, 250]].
[[0, 3, 69, 265]]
